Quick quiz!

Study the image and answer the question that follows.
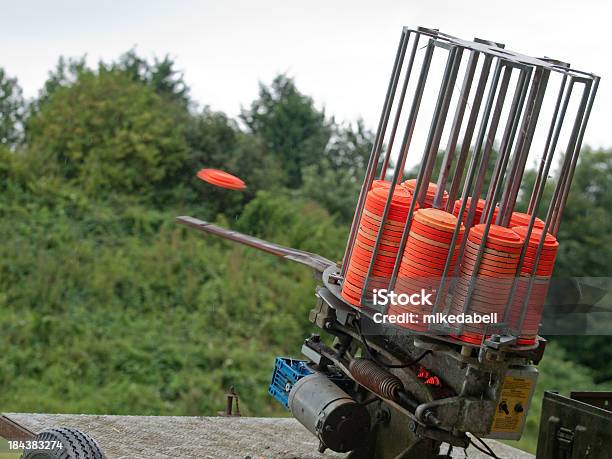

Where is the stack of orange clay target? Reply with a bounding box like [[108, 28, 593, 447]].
[[341, 182, 414, 307], [508, 226, 558, 344], [403, 179, 448, 209], [392, 208, 464, 331], [452, 197, 499, 225], [508, 211, 545, 229], [450, 224, 525, 344]]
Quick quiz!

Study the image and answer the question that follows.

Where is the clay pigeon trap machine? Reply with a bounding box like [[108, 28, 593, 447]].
[[177, 27, 601, 458]]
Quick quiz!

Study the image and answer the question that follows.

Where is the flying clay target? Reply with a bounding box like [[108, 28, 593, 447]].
[[197, 168, 246, 190]]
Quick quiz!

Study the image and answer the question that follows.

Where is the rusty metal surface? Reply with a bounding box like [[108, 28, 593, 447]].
[[0, 415, 35, 441], [2, 413, 533, 458], [570, 391, 612, 412], [176, 216, 334, 274]]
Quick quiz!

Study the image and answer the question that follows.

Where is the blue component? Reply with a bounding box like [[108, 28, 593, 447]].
[[268, 357, 313, 409]]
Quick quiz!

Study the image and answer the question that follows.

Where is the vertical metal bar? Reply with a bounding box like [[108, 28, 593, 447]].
[[550, 77, 599, 234], [428, 58, 496, 318], [394, 40, 437, 178], [363, 40, 436, 304], [456, 66, 531, 332], [482, 66, 531, 225], [447, 60, 504, 295], [417, 46, 464, 205], [434, 50, 479, 208], [528, 75, 570, 215], [387, 42, 438, 290], [380, 34, 421, 179], [445, 55, 494, 210], [341, 30, 410, 277], [548, 80, 590, 235], [498, 68, 550, 226], [511, 77, 589, 334], [502, 74, 570, 328], [454, 64, 514, 329]]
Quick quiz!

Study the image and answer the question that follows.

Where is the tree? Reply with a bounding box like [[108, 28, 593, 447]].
[[36, 56, 90, 108], [0, 68, 25, 148], [240, 75, 332, 187], [185, 108, 284, 219], [26, 70, 190, 203], [535, 148, 612, 383], [103, 50, 190, 108], [301, 120, 374, 222]]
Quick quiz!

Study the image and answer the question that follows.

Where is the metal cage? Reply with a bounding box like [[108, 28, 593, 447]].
[[339, 26, 600, 342]]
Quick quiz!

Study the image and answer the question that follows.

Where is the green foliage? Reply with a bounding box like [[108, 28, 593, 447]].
[[0, 50, 610, 459], [241, 74, 332, 186], [554, 147, 612, 277], [0, 189, 324, 416], [185, 109, 285, 219], [26, 70, 190, 203], [0, 68, 25, 148], [301, 120, 374, 223], [103, 49, 190, 107]]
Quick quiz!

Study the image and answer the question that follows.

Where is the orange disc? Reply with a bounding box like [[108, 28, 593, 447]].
[[345, 272, 389, 289], [465, 240, 520, 258], [461, 250, 519, 268], [460, 257, 518, 275], [411, 219, 463, 239], [365, 194, 412, 214], [358, 228, 402, 247], [469, 224, 524, 249], [370, 185, 414, 206], [403, 249, 458, 266], [405, 236, 460, 257], [359, 225, 403, 243], [362, 208, 409, 227], [413, 208, 463, 233], [197, 168, 246, 190], [352, 245, 399, 264], [467, 235, 524, 254], [410, 223, 460, 245], [347, 263, 393, 280], [400, 257, 449, 275], [509, 212, 545, 229], [364, 201, 409, 222], [356, 234, 401, 253], [511, 226, 559, 250], [350, 253, 397, 271], [350, 251, 397, 269], [360, 218, 405, 237]]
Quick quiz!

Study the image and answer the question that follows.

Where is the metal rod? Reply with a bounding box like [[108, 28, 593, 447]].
[[548, 79, 591, 235], [434, 50, 479, 209], [445, 55, 494, 210], [341, 30, 409, 277], [388, 42, 438, 291], [485, 66, 532, 225], [498, 68, 550, 226], [363, 38, 437, 305], [417, 45, 464, 205], [502, 74, 570, 327], [528, 75, 570, 215], [394, 39, 436, 178], [550, 77, 599, 234], [513, 78, 591, 333], [455, 63, 514, 332], [380, 34, 420, 179]]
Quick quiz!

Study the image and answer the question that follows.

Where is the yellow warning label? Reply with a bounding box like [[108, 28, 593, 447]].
[[491, 376, 534, 433]]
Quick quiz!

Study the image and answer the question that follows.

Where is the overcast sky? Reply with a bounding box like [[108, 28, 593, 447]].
[[3, 0, 610, 152]]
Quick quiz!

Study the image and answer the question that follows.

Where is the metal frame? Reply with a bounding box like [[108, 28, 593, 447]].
[[339, 26, 600, 341]]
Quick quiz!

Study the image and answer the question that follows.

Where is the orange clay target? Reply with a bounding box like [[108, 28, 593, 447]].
[[197, 168, 246, 190]]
